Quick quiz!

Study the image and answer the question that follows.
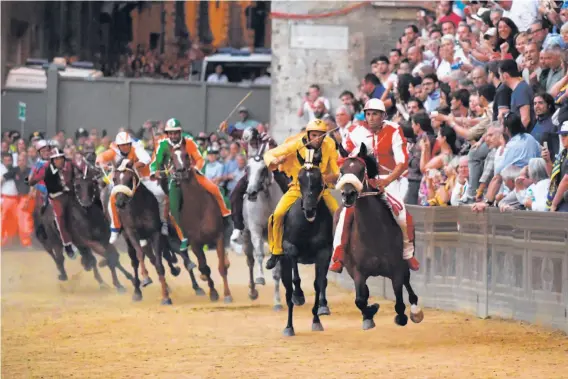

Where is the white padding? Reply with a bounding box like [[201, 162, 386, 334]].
[[410, 304, 421, 314], [111, 184, 133, 198], [140, 239, 148, 247], [336, 173, 363, 193]]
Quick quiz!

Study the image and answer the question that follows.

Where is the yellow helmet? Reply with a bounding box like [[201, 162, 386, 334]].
[[305, 119, 327, 133]]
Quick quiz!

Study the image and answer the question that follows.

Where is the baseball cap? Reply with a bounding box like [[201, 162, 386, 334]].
[[238, 106, 248, 113], [558, 121, 568, 135]]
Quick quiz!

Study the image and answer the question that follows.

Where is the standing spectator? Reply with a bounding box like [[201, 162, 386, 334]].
[[496, 17, 520, 59], [543, 121, 568, 212], [437, 0, 462, 28], [233, 107, 260, 131], [0, 152, 19, 246], [502, 0, 539, 32], [362, 74, 393, 110], [389, 48, 403, 72], [531, 92, 559, 155], [297, 84, 330, 121], [471, 67, 489, 88], [26, 145, 37, 167], [540, 46, 565, 92], [496, 112, 541, 176], [449, 156, 470, 205], [207, 64, 229, 83], [204, 147, 224, 185], [522, 42, 542, 87], [222, 142, 240, 192], [423, 73, 442, 112], [406, 112, 435, 205], [500, 59, 535, 130], [408, 46, 431, 76], [487, 61, 512, 122], [372, 55, 397, 90], [229, 154, 247, 196], [10, 152, 33, 248]]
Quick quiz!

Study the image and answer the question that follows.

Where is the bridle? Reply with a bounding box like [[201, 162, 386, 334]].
[[170, 146, 192, 181], [337, 156, 378, 199], [74, 163, 97, 207], [246, 155, 272, 199], [111, 160, 141, 198]]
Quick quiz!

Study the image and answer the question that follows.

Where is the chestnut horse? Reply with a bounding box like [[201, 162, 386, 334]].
[[335, 144, 424, 329], [169, 141, 232, 303]]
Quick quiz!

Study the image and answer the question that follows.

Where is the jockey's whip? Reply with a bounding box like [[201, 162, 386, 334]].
[[219, 91, 253, 133]]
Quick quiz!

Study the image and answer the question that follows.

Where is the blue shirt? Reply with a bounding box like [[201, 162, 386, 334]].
[[204, 160, 224, 181], [371, 85, 386, 99], [234, 119, 260, 131], [530, 115, 555, 145], [495, 133, 541, 175], [228, 168, 246, 194], [510, 80, 535, 128]]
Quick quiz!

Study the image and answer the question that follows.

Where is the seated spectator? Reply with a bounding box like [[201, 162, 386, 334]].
[[449, 156, 470, 206], [298, 84, 331, 121], [207, 64, 229, 83], [204, 148, 224, 185], [423, 73, 441, 112], [500, 59, 535, 129], [531, 92, 559, 156], [523, 158, 551, 211], [540, 45, 565, 92]]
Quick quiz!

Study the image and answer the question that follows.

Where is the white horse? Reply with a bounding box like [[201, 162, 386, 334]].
[[242, 155, 284, 310]]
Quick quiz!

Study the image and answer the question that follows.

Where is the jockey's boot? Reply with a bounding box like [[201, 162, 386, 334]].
[[329, 207, 354, 274], [179, 238, 189, 252], [407, 256, 420, 271], [400, 226, 420, 271], [230, 229, 242, 243], [64, 244, 77, 260], [109, 229, 121, 244], [265, 253, 281, 270], [329, 246, 345, 274]]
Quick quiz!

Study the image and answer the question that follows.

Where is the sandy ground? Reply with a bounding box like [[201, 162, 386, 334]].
[[2, 249, 567, 379]]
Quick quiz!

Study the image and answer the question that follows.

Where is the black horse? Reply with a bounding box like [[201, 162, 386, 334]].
[[336, 144, 424, 329], [279, 156, 333, 337]]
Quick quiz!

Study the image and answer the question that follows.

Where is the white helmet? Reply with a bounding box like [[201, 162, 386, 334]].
[[50, 147, 65, 159], [48, 139, 60, 149], [363, 98, 386, 113], [115, 132, 132, 145], [35, 139, 49, 151]]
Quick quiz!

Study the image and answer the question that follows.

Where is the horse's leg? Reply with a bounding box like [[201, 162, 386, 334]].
[[215, 236, 232, 303], [123, 228, 152, 287], [126, 242, 142, 301], [161, 238, 181, 277], [176, 248, 205, 296], [291, 260, 305, 306], [272, 261, 283, 311], [192, 244, 218, 302], [281, 256, 295, 337], [151, 234, 171, 305], [317, 248, 331, 316], [354, 271, 379, 330], [53, 245, 68, 281], [311, 254, 325, 332], [103, 244, 131, 292], [83, 242, 120, 291], [250, 226, 265, 285], [243, 228, 258, 300], [404, 270, 424, 324], [392, 272, 408, 326]]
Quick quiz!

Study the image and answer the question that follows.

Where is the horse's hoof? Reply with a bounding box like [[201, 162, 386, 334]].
[[141, 277, 153, 287], [170, 254, 178, 264], [317, 306, 331, 316], [369, 303, 380, 317], [224, 295, 233, 304], [170, 266, 181, 277], [58, 273, 68, 281], [116, 285, 127, 294], [395, 314, 408, 326], [210, 291, 219, 302], [99, 283, 110, 291], [362, 319, 376, 330], [185, 261, 197, 271], [282, 327, 295, 337], [161, 298, 173, 306], [254, 277, 266, 286], [224, 256, 231, 269], [292, 294, 305, 306], [312, 322, 324, 332], [132, 292, 142, 302], [199, 274, 208, 282], [194, 287, 206, 296], [410, 305, 424, 324], [273, 304, 283, 312], [248, 289, 259, 300]]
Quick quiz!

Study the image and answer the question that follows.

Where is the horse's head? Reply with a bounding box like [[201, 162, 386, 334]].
[[73, 159, 100, 208], [246, 155, 270, 201], [169, 141, 193, 185], [111, 159, 140, 208], [336, 143, 377, 207], [297, 150, 324, 222]]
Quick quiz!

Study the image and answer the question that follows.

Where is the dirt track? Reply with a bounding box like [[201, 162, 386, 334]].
[[2, 250, 567, 379]]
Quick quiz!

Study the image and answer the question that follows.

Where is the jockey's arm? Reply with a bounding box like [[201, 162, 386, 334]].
[[149, 140, 168, 175], [382, 126, 409, 187], [323, 138, 340, 184], [185, 138, 205, 171], [133, 143, 151, 171], [28, 163, 47, 186], [95, 148, 116, 166], [264, 140, 296, 170]]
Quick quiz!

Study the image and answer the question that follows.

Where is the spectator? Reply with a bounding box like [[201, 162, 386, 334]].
[[531, 92, 559, 155], [389, 48, 403, 72], [406, 112, 436, 205], [207, 64, 229, 83], [437, 0, 462, 28], [474, 124, 505, 201], [1, 152, 19, 246], [408, 46, 430, 76], [523, 158, 551, 211], [437, 35, 470, 82], [496, 112, 541, 176], [523, 42, 543, 87], [233, 107, 260, 131], [502, 0, 539, 33], [204, 147, 224, 185], [449, 156, 470, 205], [26, 145, 37, 167], [362, 73, 394, 110], [540, 45, 565, 92], [298, 84, 331, 121], [500, 59, 535, 129], [471, 66, 489, 88], [543, 120, 568, 212], [372, 55, 397, 89], [423, 73, 441, 112], [496, 17, 520, 59], [222, 142, 241, 192]]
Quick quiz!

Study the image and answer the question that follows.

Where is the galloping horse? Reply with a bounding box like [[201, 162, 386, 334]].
[[111, 159, 171, 304], [169, 141, 232, 303], [242, 153, 283, 310], [279, 154, 333, 336], [336, 144, 424, 329]]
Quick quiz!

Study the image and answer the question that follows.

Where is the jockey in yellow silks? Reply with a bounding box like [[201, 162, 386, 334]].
[[263, 119, 340, 270]]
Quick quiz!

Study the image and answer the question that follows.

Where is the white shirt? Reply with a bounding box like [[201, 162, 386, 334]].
[[253, 75, 271, 85], [302, 97, 331, 122], [437, 50, 470, 80], [0, 163, 18, 196], [450, 179, 468, 206], [412, 61, 431, 76], [503, 0, 538, 32], [527, 179, 551, 212], [206, 73, 229, 83]]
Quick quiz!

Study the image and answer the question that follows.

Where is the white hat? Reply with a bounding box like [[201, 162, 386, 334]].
[[558, 121, 568, 135], [471, 7, 490, 22], [35, 139, 49, 150], [50, 148, 65, 159], [363, 98, 386, 112], [115, 131, 132, 145], [484, 28, 497, 38]]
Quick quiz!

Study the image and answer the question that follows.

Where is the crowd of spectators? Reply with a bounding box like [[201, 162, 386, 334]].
[[298, 0, 568, 213], [0, 106, 267, 249]]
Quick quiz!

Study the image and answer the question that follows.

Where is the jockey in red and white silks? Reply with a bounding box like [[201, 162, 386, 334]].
[[330, 98, 419, 273], [341, 119, 375, 156]]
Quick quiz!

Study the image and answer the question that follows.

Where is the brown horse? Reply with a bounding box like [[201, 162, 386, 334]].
[[169, 141, 232, 302], [112, 159, 171, 304], [336, 144, 424, 329]]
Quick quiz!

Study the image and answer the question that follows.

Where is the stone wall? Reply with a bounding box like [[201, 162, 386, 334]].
[[270, 1, 421, 142]]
